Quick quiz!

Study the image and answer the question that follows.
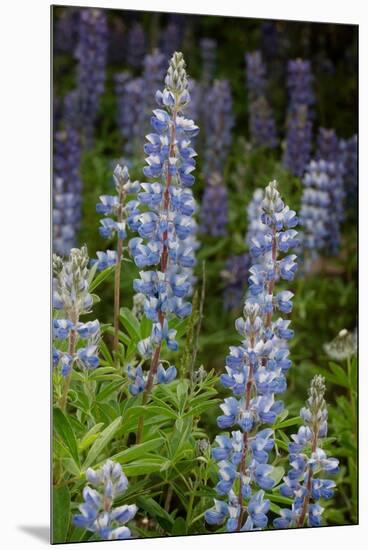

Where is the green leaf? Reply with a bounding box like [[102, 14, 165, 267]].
[[171, 517, 187, 536], [136, 496, 174, 527], [89, 265, 115, 292], [328, 362, 350, 388], [121, 457, 167, 476], [274, 416, 301, 430], [83, 417, 122, 469], [79, 423, 104, 452], [53, 408, 81, 469], [96, 380, 124, 402], [107, 438, 163, 464], [52, 485, 70, 543], [120, 307, 141, 341]]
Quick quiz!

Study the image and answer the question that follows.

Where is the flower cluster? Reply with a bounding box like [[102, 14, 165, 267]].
[[74, 8, 108, 146], [283, 105, 313, 177], [274, 375, 339, 528], [128, 51, 199, 393], [221, 254, 250, 311], [286, 59, 315, 113], [300, 159, 345, 257], [200, 173, 228, 237], [245, 52, 277, 149], [203, 79, 234, 176], [205, 180, 299, 532], [53, 129, 82, 255], [283, 59, 314, 176], [73, 460, 137, 540], [94, 165, 140, 271], [126, 22, 146, 68], [53, 247, 100, 378]]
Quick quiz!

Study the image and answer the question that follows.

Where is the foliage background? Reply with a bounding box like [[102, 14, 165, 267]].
[[52, 6, 358, 543]]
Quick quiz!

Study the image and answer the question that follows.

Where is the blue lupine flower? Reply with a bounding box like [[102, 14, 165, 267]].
[[245, 51, 277, 149], [115, 73, 144, 157], [206, 181, 298, 532], [73, 460, 137, 540], [53, 319, 74, 340], [74, 8, 108, 147], [95, 164, 140, 270], [53, 247, 100, 379], [286, 58, 315, 113], [128, 52, 199, 395], [300, 159, 345, 259], [274, 375, 339, 529]]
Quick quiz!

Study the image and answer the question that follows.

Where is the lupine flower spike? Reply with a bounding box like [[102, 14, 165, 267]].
[[95, 165, 140, 364], [53, 247, 100, 410], [245, 51, 277, 149], [274, 375, 339, 528], [205, 180, 299, 532], [283, 59, 314, 176], [128, 52, 199, 442], [73, 460, 137, 540]]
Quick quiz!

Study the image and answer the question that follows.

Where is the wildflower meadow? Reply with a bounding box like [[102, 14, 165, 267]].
[[52, 7, 358, 543]]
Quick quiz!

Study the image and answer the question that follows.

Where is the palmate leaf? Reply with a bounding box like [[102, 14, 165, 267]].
[[120, 307, 141, 342]]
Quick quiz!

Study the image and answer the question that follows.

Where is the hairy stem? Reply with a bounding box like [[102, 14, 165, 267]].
[[297, 431, 318, 527], [113, 190, 125, 367], [59, 313, 78, 411]]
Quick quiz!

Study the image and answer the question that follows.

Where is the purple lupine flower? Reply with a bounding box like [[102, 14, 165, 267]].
[[316, 127, 340, 163], [54, 7, 80, 54], [283, 105, 313, 177], [200, 173, 228, 237], [73, 460, 137, 540], [245, 52, 277, 149], [221, 254, 251, 311], [283, 59, 314, 176], [115, 50, 166, 157], [128, 52, 199, 395], [261, 21, 279, 60], [274, 375, 339, 529], [203, 79, 234, 176], [115, 74, 144, 156], [286, 58, 315, 114], [126, 22, 146, 68], [53, 128, 82, 255], [245, 51, 266, 100], [340, 134, 358, 211], [74, 8, 108, 147], [300, 159, 345, 258], [206, 180, 299, 532], [160, 16, 183, 58]]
